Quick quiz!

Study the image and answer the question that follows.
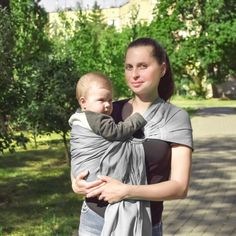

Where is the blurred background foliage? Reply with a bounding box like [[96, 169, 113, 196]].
[[0, 0, 236, 155]]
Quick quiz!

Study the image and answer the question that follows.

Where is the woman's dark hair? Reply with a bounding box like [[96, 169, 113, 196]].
[[126, 37, 175, 101]]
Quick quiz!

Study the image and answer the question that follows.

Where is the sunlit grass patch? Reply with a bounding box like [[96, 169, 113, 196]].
[[172, 96, 236, 109], [0, 147, 81, 236]]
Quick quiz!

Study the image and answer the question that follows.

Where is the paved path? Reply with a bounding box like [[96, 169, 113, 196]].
[[163, 107, 236, 236]]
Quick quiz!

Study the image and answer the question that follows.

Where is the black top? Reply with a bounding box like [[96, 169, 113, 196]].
[[86, 99, 172, 225]]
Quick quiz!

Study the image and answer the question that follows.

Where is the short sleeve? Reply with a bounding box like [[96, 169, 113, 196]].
[[163, 109, 193, 149]]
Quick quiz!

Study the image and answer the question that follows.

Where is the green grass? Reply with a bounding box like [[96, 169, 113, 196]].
[[0, 97, 235, 235], [14, 132, 67, 152], [0, 145, 81, 236], [171, 96, 236, 117], [172, 96, 236, 109]]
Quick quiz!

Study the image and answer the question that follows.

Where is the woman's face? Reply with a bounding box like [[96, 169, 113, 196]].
[[125, 45, 166, 100]]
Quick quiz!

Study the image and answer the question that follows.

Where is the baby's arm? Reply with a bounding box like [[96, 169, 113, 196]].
[[85, 111, 146, 141]]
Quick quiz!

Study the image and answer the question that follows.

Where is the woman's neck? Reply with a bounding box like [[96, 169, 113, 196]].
[[132, 96, 153, 113], [122, 94, 159, 119]]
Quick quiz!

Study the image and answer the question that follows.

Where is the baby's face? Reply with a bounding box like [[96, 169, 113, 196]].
[[83, 82, 113, 115]]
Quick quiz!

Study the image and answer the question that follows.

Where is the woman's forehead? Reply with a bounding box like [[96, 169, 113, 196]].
[[126, 46, 153, 58], [125, 46, 156, 64]]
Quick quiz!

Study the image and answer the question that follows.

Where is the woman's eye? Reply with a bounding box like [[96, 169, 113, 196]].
[[140, 64, 147, 69], [125, 65, 132, 71]]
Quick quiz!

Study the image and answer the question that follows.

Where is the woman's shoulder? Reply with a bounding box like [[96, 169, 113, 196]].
[[162, 101, 192, 129], [150, 99, 190, 128], [160, 101, 193, 149], [171, 102, 188, 114], [161, 100, 189, 119]]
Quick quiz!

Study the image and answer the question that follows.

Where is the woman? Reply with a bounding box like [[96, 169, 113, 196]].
[[72, 37, 193, 236]]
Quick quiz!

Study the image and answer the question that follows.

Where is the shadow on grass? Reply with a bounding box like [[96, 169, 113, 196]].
[[184, 106, 236, 118], [194, 106, 236, 116], [0, 149, 81, 235], [0, 148, 67, 168], [36, 138, 65, 147]]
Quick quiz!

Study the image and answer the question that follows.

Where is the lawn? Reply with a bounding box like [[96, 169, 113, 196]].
[[0, 145, 81, 236], [0, 97, 235, 235], [172, 96, 236, 109]]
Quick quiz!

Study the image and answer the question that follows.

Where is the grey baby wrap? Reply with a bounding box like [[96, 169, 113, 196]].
[[70, 124, 151, 236], [70, 98, 193, 236]]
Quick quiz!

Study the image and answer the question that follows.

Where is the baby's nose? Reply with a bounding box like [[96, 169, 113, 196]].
[[104, 102, 110, 108]]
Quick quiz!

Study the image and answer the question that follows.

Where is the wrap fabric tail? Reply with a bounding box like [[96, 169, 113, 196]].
[[70, 125, 152, 236], [100, 140, 152, 236]]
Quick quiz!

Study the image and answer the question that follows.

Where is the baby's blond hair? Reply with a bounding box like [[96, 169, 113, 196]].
[[76, 71, 112, 102]]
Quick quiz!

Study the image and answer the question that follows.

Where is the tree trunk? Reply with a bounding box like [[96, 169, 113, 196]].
[[0, 0, 10, 10], [62, 132, 70, 165]]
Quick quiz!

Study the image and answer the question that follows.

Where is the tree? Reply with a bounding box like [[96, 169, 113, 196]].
[[0, 6, 19, 153], [0, 0, 9, 9], [11, 0, 51, 144], [98, 26, 132, 98], [193, 0, 236, 97], [30, 54, 79, 162], [61, 5, 130, 98], [143, 0, 190, 96], [148, 0, 236, 97], [65, 6, 107, 74], [0, 0, 51, 153]]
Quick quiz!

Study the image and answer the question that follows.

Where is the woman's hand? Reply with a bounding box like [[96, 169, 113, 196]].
[[86, 176, 129, 204], [71, 170, 105, 196]]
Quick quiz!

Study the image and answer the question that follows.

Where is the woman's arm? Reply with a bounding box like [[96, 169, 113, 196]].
[[125, 145, 192, 201], [86, 145, 192, 203], [71, 170, 105, 195]]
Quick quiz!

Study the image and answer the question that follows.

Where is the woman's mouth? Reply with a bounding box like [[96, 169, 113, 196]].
[[131, 82, 143, 88]]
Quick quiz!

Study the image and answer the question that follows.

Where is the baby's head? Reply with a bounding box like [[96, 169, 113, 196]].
[[76, 72, 113, 115]]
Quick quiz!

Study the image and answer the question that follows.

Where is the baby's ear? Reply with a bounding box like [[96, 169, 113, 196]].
[[79, 97, 86, 110]]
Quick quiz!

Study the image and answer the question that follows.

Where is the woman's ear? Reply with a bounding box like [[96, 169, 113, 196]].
[[79, 97, 86, 110], [161, 63, 167, 77]]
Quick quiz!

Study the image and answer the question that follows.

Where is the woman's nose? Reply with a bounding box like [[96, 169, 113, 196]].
[[132, 68, 139, 79]]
